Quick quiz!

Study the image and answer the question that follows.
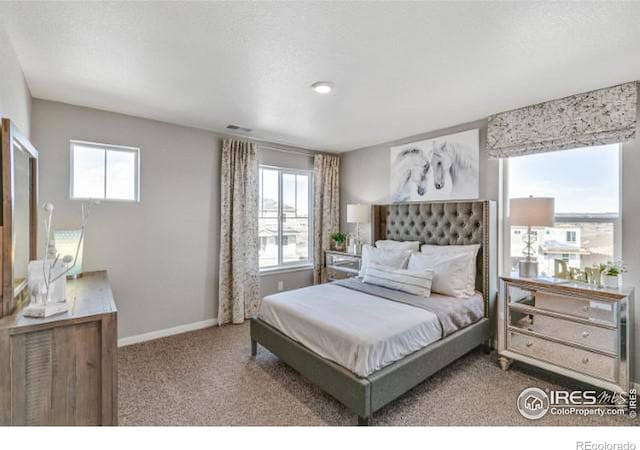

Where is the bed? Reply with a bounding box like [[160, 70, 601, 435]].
[[250, 200, 497, 425]]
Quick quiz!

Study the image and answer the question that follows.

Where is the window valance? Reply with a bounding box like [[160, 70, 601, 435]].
[[487, 81, 638, 159]]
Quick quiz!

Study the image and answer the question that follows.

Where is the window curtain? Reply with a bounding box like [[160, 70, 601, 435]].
[[487, 81, 638, 159], [313, 154, 340, 284], [218, 139, 260, 325]]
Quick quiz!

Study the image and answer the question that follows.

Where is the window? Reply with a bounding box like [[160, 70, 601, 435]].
[[505, 144, 620, 275], [259, 165, 312, 270], [70, 141, 140, 201]]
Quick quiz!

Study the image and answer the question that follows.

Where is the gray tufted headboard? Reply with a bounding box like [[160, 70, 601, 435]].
[[371, 200, 497, 318]]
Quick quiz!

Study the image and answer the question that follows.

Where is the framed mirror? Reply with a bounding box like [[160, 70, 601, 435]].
[[1, 119, 38, 317]]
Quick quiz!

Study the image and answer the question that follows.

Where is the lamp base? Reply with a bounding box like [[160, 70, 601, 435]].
[[519, 259, 539, 278]]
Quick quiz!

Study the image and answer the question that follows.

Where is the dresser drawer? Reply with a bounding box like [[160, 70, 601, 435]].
[[535, 291, 616, 324], [508, 331, 617, 382], [509, 311, 617, 354], [325, 267, 357, 281]]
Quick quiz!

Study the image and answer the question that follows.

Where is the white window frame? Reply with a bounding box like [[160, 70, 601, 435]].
[[258, 164, 313, 273], [70, 140, 140, 202], [499, 144, 622, 275]]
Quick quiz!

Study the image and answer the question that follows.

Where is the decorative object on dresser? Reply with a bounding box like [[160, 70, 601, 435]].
[[600, 260, 628, 290], [23, 202, 95, 318], [0, 271, 118, 425], [498, 275, 634, 393], [389, 128, 479, 202], [509, 196, 555, 278], [329, 232, 347, 252], [324, 250, 362, 282], [0, 118, 39, 320], [346, 204, 369, 254], [54, 229, 85, 279]]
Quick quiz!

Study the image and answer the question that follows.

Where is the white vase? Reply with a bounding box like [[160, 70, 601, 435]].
[[601, 274, 621, 290]]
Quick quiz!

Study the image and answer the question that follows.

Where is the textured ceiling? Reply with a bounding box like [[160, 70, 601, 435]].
[[3, 2, 640, 152]]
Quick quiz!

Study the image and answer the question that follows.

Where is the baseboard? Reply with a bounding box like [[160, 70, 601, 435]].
[[118, 318, 217, 347]]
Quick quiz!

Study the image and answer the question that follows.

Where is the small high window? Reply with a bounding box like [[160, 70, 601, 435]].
[[70, 141, 140, 202]]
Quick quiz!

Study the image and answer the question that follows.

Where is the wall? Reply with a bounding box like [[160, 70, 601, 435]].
[[32, 100, 316, 340], [341, 118, 640, 384], [257, 147, 315, 297], [341, 118, 498, 237], [0, 26, 31, 136], [621, 137, 640, 385]]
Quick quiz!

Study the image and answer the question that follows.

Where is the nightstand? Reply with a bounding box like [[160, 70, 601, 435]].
[[498, 275, 635, 393], [323, 250, 362, 282]]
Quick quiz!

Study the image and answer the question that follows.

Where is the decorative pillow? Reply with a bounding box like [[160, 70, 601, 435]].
[[408, 252, 477, 298], [359, 244, 411, 277], [375, 240, 421, 253], [363, 262, 433, 297], [420, 244, 480, 297]]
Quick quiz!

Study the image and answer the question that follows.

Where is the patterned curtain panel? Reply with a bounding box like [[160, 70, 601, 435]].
[[487, 81, 638, 158], [218, 139, 260, 325], [313, 154, 340, 284]]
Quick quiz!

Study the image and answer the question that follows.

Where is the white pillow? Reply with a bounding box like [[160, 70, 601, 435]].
[[408, 252, 477, 298], [375, 240, 421, 253], [359, 244, 411, 277], [420, 244, 480, 297], [363, 262, 433, 297]]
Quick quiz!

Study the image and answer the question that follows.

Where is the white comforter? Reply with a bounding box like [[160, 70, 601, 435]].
[[258, 283, 452, 377]]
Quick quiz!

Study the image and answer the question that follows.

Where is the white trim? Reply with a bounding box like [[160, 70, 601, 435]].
[[70, 139, 141, 202], [260, 264, 313, 276], [117, 318, 216, 347], [258, 164, 314, 270]]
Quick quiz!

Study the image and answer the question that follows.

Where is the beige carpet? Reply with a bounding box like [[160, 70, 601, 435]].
[[118, 323, 634, 426]]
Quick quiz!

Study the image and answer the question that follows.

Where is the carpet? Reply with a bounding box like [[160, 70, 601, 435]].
[[118, 322, 635, 426]]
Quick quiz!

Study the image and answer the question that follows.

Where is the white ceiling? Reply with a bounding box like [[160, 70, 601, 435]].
[[3, 2, 640, 152]]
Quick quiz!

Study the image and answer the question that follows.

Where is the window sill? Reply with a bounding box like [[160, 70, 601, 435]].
[[260, 264, 314, 276]]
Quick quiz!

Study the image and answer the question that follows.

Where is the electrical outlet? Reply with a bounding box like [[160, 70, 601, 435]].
[[277, 281, 284, 291]]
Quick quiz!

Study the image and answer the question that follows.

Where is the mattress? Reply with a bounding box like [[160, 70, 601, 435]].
[[257, 283, 484, 377]]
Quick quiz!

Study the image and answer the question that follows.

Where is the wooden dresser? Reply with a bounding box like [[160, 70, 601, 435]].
[[498, 275, 634, 393], [0, 271, 118, 425]]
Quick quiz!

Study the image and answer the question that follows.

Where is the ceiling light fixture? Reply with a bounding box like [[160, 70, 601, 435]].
[[311, 81, 333, 94]]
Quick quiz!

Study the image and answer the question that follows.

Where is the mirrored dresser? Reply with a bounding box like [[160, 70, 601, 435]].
[[498, 275, 634, 393], [323, 250, 362, 282]]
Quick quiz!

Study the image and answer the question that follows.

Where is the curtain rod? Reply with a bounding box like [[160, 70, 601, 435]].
[[257, 144, 317, 157]]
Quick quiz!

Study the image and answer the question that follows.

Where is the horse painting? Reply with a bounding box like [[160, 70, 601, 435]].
[[389, 129, 479, 202]]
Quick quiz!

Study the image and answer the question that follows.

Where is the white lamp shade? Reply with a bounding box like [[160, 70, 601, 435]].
[[510, 197, 555, 227], [347, 204, 369, 224]]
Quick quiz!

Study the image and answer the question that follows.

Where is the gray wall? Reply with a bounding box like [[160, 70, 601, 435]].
[[341, 118, 640, 384], [32, 99, 315, 339], [0, 26, 31, 136], [341, 118, 498, 238]]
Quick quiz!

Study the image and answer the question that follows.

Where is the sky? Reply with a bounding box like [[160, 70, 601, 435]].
[[508, 144, 619, 214]]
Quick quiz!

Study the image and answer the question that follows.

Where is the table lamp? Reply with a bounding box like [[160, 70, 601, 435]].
[[510, 196, 555, 278], [347, 204, 369, 254]]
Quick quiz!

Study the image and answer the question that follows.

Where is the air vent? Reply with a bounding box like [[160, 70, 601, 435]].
[[226, 124, 253, 132]]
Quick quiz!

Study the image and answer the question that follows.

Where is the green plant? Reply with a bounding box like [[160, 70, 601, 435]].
[[600, 260, 628, 277], [330, 232, 347, 243]]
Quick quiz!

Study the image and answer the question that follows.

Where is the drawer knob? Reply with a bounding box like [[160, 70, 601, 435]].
[[582, 357, 589, 364], [526, 341, 533, 348], [581, 331, 590, 338]]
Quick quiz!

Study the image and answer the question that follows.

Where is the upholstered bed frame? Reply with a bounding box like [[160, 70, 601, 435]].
[[250, 200, 497, 425]]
